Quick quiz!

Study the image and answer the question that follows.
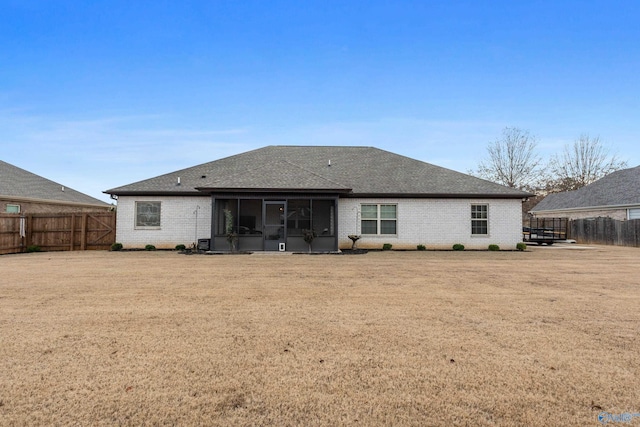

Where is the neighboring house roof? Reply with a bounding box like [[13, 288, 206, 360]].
[[532, 165, 640, 213], [105, 146, 532, 198], [0, 160, 110, 207]]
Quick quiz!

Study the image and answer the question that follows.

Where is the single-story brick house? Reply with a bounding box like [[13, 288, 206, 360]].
[[1, 160, 112, 214], [531, 165, 640, 221], [105, 146, 532, 251]]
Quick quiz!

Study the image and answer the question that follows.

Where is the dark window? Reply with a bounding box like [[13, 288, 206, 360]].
[[239, 199, 261, 234], [312, 199, 335, 236], [287, 200, 311, 235], [215, 199, 238, 235], [471, 204, 488, 235]]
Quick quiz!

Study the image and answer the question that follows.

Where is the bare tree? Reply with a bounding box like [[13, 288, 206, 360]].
[[471, 127, 541, 191], [546, 135, 627, 192]]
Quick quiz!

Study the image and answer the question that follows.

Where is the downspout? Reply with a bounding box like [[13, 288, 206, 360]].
[[334, 197, 339, 251], [210, 195, 216, 251], [193, 205, 200, 247]]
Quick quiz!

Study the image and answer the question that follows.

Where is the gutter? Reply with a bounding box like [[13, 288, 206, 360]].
[[104, 190, 531, 199], [532, 202, 640, 216], [1, 195, 111, 209], [343, 192, 533, 199]]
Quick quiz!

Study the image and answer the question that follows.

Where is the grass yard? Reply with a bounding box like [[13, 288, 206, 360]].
[[0, 246, 639, 426]]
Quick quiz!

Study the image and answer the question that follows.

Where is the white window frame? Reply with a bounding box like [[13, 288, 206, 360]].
[[471, 204, 489, 236], [629, 208, 640, 220], [6, 204, 20, 214], [361, 204, 397, 235], [135, 201, 162, 229]]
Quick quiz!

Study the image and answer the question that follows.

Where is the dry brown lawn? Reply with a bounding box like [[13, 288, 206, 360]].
[[0, 245, 639, 426]]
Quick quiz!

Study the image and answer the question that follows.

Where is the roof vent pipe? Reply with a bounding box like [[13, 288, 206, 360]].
[[328, 159, 331, 167], [177, 177, 181, 186]]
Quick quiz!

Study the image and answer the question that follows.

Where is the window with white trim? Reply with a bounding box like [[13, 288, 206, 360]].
[[6, 204, 20, 213], [471, 204, 488, 235], [361, 204, 397, 235], [135, 201, 161, 227]]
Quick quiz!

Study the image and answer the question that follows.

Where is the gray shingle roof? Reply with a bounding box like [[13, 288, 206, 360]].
[[532, 165, 640, 212], [105, 146, 531, 198], [0, 160, 110, 207]]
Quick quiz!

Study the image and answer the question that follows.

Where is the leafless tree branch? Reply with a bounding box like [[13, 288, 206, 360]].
[[471, 127, 541, 191], [546, 135, 627, 192]]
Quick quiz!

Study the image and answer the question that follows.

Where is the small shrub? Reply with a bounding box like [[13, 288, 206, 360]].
[[452, 243, 465, 251], [110, 242, 123, 251], [303, 229, 317, 253], [145, 244, 156, 251], [516, 242, 527, 251], [488, 244, 500, 251], [382, 243, 393, 251], [26, 245, 41, 253], [175, 244, 186, 251], [417, 244, 426, 251]]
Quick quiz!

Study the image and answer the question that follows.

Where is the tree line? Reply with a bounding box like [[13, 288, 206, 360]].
[[470, 127, 628, 194]]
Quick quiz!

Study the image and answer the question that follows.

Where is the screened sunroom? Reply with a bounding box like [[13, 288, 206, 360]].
[[208, 195, 339, 252]]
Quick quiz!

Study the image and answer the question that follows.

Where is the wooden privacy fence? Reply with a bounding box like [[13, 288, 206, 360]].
[[0, 212, 116, 255], [570, 217, 640, 247]]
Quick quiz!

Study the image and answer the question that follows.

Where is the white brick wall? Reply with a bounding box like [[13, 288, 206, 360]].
[[116, 196, 211, 249], [338, 198, 524, 250], [117, 196, 523, 250]]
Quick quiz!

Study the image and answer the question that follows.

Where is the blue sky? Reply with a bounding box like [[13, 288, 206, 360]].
[[2, 1, 639, 203]]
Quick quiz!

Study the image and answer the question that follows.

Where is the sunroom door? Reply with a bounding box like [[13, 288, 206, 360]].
[[264, 201, 286, 251]]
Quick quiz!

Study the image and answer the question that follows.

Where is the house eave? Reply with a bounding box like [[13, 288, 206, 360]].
[[104, 190, 204, 197], [194, 187, 353, 194], [1, 194, 111, 209], [532, 202, 640, 216], [344, 192, 533, 199], [106, 190, 531, 200]]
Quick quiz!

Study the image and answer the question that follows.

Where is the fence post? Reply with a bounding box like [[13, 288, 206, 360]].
[[19, 216, 25, 251], [80, 213, 88, 250], [70, 214, 75, 251], [25, 215, 33, 249]]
